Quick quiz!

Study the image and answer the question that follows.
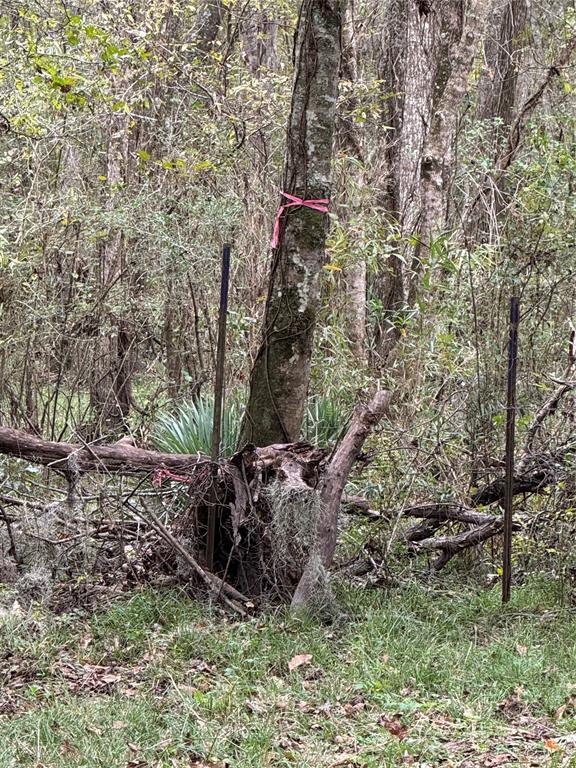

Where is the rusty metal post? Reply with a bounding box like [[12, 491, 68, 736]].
[[207, 243, 231, 571], [502, 295, 519, 603], [211, 243, 231, 461]]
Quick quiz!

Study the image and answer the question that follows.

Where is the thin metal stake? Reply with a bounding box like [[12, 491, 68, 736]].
[[502, 295, 519, 603], [207, 244, 231, 571]]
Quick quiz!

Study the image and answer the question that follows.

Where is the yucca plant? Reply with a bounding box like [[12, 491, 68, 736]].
[[302, 394, 349, 447], [152, 396, 242, 457]]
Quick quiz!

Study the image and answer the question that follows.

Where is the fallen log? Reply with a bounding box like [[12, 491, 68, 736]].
[[341, 498, 524, 569], [0, 426, 331, 612], [408, 519, 505, 571], [0, 427, 207, 474], [343, 498, 505, 527], [0, 426, 324, 479]]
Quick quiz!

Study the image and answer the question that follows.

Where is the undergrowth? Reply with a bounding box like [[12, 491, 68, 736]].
[[1, 577, 575, 767]]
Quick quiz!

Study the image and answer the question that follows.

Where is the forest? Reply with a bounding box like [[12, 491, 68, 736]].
[[1, 0, 576, 765]]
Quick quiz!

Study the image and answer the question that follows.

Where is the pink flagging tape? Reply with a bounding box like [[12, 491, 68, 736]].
[[152, 467, 193, 487], [271, 192, 330, 248]]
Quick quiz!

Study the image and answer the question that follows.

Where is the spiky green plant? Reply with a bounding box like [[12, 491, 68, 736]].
[[302, 395, 349, 447], [152, 396, 242, 457]]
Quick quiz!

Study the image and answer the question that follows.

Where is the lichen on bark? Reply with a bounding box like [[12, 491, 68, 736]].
[[239, 0, 347, 447]]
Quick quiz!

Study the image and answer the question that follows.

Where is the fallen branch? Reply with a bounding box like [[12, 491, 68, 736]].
[[517, 376, 575, 474], [0, 427, 208, 475], [292, 391, 391, 611], [409, 519, 504, 571], [472, 442, 576, 505], [342, 498, 524, 568], [343, 498, 505, 526], [0, 427, 325, 482], [131, 500, 250, 616]]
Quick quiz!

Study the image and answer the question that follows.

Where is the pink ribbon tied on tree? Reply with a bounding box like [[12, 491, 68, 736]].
[[271, 192, 330, 249]]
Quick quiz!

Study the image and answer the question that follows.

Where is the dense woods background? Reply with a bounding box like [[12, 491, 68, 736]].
[[1, 0, 576, 591], [3, 2, 576, 766]]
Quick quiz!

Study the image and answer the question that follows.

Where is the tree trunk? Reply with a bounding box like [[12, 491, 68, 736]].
[[372, 0, 438, 367], [412, 0, 491, 292], [90, 112, 133, 436], [192, 0, 224, 55], [371, 1, 490, 362], [338, 1, 367, 365], [241, 6, 279, 74], [239, 0, 347, 447], [477, 0, 529, 127]]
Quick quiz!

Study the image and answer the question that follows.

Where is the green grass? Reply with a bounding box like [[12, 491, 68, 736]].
[[1, 579, 576, 767]]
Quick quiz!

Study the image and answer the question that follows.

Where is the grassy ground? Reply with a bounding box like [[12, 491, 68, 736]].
[[1, 578, 576, 768]]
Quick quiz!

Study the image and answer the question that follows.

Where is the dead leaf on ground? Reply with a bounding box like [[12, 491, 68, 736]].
[[516, 643, 528, 656], [344, 696, 366, 716], [288, 653, 312, 671], [544, 738, 561, 752], [327, 754, 368, 767], [379, 715, 408, 740]]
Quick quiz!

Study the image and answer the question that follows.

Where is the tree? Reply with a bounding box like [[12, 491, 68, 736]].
[[373, 0, 491, 365], [477, 0, 529, 129], [239, 0, 347, 447], [89, 107, 133, 435], [337, 1, 368, 366]]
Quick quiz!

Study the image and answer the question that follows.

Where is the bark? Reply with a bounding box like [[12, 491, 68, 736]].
[[0, 426, 324, 480], [291, 390, 390, 611], [376, 0, 436, 328], [241, 6, 279, 73], [409, 519, 504, 570], [344, 261, 367, 363], [372, 0, 456, 365], [192, 0, 224, 55], [338, 1, 367, 364], [239, 0, 347, 447], [477, 0, 529, 127], [468, 0, 529, 240], [0, 426, 206, 474], [90, 111, 133, 435], [342, 495, 526, 570], [397, 1, 438, 238], [415, 0, 492, 273], [343, 497, 509, 527], [472, 442, 576, 505]]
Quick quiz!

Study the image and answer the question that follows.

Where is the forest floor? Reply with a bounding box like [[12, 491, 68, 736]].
[[1, 578, 576, 768]]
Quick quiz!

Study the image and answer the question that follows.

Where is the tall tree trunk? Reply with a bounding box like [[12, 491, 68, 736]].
[[477, 0, 529, 128], [90, 114, 133, 436], [338, 0, 367, 365], [241, 5, 279, 74], [372, 0, 491, 363], [239, 0, 347, 447], [471, 0, 529, 241], [372, 0, 438, 367], [192, 0, 224, 54], [414, 0, 491, 279]]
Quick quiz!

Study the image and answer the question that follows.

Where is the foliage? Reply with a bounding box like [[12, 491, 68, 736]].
[[152, 396, 243, 457], [302, 394, 349, 446]]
